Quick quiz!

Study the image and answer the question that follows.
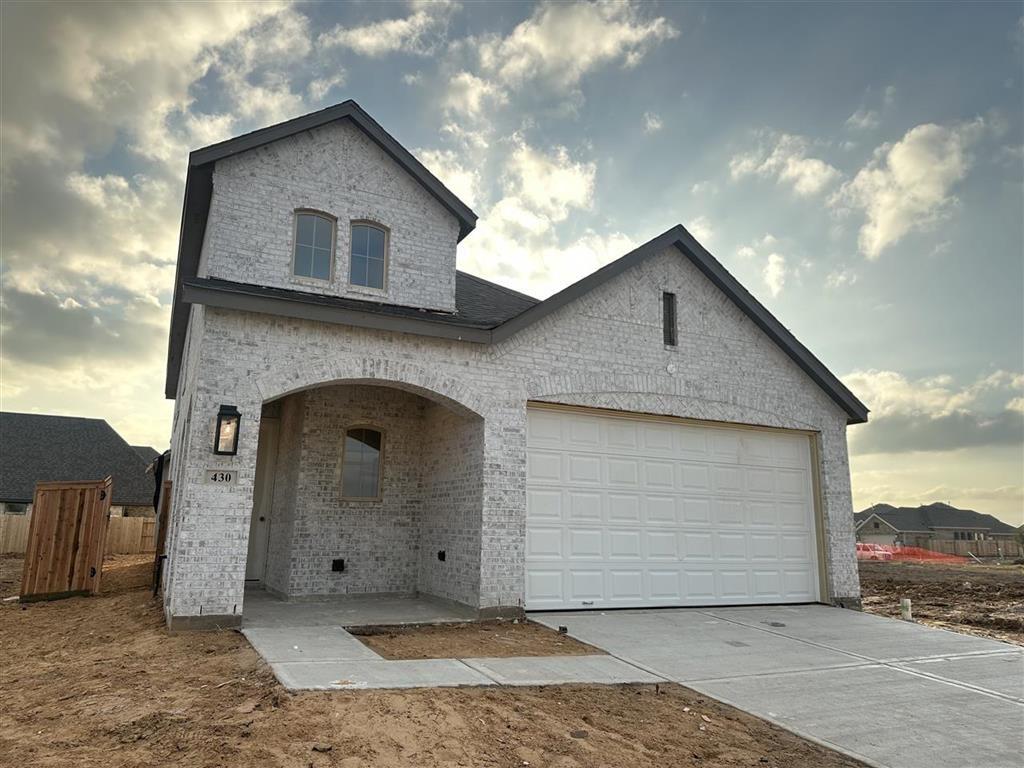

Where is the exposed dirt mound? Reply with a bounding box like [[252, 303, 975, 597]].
[[351, 620, 601, 659], [859, 560, 1024, 644], [0, 555, 865, 767]]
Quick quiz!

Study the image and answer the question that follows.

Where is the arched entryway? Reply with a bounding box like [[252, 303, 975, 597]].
[[243, 379, 485, 611]]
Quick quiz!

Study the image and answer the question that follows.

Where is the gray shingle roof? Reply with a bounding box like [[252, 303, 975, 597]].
[[0, 412, 155, 506], [856, 503, 1018, 535], [184, 270, 539, 333], [132, 446, 161, 464]]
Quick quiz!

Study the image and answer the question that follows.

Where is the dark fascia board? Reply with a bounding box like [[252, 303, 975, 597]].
[[188, 100, 477, 240], [490, 224, 869, 425], [181, 279, 492, 344]]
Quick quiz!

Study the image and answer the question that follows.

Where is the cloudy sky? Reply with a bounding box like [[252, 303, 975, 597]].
[[1, 1, 1022, 524]]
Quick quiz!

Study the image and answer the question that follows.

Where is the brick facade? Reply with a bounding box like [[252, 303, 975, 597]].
[[162, 120, 861, 627]]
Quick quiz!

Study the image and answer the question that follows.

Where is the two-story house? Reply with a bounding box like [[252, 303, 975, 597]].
[[160, 101, 869, 630]]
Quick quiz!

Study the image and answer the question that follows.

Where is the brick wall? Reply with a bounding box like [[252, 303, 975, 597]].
[[201, 120, 459, 312]]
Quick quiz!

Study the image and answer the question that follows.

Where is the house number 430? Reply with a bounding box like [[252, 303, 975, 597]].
[[205, 469, 236, 485]]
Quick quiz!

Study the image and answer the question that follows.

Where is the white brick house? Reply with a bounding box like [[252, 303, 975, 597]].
[[161, 101, 868, 630]]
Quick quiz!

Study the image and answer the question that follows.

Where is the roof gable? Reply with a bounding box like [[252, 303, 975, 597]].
[[492, 225, 869, 424], [0, 412, 155, 506], [165, 100, 478, 398]]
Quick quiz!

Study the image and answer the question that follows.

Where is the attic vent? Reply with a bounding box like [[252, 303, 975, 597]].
[[662, 292, 677, 346]]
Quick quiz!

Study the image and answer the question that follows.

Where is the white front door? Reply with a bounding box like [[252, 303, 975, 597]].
[[246, 417, 279, 581], [525, 406, 820, 610]]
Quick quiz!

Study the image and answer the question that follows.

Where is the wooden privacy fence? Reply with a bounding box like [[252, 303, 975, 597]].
[[929, 539, 1023, 558], [0, 514, 155, 555], [21, 478, 112, 601]]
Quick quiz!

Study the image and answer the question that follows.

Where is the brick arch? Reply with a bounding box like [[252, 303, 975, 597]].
[[254, 356, 487, 418], [526, 373, 820, 431]]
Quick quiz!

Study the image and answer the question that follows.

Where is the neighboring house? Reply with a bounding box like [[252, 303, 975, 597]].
[[160, 100, 869, 631], [0, 412, 156, 516], [854, 503, 1020, 548], [132, 445, 161, 465]]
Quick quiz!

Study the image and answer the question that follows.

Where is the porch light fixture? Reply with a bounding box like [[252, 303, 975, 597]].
[[214, 404, 241, 455]]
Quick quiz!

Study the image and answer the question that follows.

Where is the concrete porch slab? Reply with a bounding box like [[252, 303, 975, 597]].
[[462, 655, 666, 686], [271, 659, 495, 691], [242, 588, 477, 628], [241, 625, 381, 663]]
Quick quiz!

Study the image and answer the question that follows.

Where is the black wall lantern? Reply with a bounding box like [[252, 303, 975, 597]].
[[214, 404, 241, 455]]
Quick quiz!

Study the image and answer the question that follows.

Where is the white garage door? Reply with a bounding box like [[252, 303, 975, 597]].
[[525, 406, 820, 610]]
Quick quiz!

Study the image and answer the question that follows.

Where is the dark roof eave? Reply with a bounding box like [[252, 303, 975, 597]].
[[187, 100, 476, 240], [181, 280, 493, 343]]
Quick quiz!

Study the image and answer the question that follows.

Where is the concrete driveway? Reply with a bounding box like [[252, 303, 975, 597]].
[[531, 605, 1023, 768]]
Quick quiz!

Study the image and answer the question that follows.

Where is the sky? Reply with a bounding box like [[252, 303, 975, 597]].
[[1, 1, 1022, 525]]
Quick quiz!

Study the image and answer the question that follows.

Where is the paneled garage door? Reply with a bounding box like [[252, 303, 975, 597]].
[[525, 406, 820, 610]]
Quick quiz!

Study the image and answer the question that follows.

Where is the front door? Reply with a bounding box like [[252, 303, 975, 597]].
[[246, 417, 279, 581]]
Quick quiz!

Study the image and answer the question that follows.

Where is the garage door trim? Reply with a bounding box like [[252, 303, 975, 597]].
[[525, 401, 830, 609]]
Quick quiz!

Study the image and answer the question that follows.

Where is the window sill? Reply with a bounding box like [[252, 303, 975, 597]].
[[346, 283, 389, 299]]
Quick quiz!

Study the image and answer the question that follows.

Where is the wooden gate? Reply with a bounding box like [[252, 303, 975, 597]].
[[20, 477, 113, 602]]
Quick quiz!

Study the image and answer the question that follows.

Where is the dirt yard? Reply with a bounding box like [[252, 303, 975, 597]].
[[859, 559, 1024, 645], [352, 620, 600, 659], [0, 555, 864, 768]]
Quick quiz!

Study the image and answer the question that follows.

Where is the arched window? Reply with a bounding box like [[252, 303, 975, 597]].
[[342, 427, 383, 498], [349, 222, 387, 289], [293, 211, 335, 280]]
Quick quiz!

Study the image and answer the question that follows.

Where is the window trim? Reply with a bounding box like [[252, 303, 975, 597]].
[[662, 291, 678, 347], [291, 209, 337, 282], [339, 423, 385, 501], [348, 220, 390, 292]]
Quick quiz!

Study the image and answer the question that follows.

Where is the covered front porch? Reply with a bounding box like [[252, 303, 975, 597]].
[[244, 381, 486, 616]]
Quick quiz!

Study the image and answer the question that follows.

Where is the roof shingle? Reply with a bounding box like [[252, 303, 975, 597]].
[[0, 413, 155, 506]]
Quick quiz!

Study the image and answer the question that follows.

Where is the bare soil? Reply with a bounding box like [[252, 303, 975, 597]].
[[0, 555, 864, 767], [351, 620, 601, 659], [859, 560, 1024, 645]]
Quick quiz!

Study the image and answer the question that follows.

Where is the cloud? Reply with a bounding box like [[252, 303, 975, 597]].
[[845, 369, 1024, 453], [826, 268, 858, 288], [643, 111, 663, 134], [444, 134, 630, 297], [308, 72, 346, 101], [503, 139, 595, 221], [318, 1, 456, 57], [830, 119, 986, 258], [0, 2, 306, 446], [444, 71, 508, 118], [416, 148, 481, 207], [476, 1, 677, 93], [730, 132, 841, 197], [845, 108, 879, 131], [687, 216, 714, 244], [762, 253, 787, 297]]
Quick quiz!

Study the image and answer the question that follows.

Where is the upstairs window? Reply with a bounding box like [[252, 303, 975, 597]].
[[662, 292, 677, 346], [350, 222, 387, 289], [342, 427, 383, 499], [293, 212, 334, 280]]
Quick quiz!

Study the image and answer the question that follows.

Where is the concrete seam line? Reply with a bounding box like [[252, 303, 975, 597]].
[[692, 610, 1024, 705]]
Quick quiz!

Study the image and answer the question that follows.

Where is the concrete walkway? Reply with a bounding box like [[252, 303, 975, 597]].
[[531, 606, 1024, 768], [240, 598, 1023, 768], [241, 623, 659, 691]]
